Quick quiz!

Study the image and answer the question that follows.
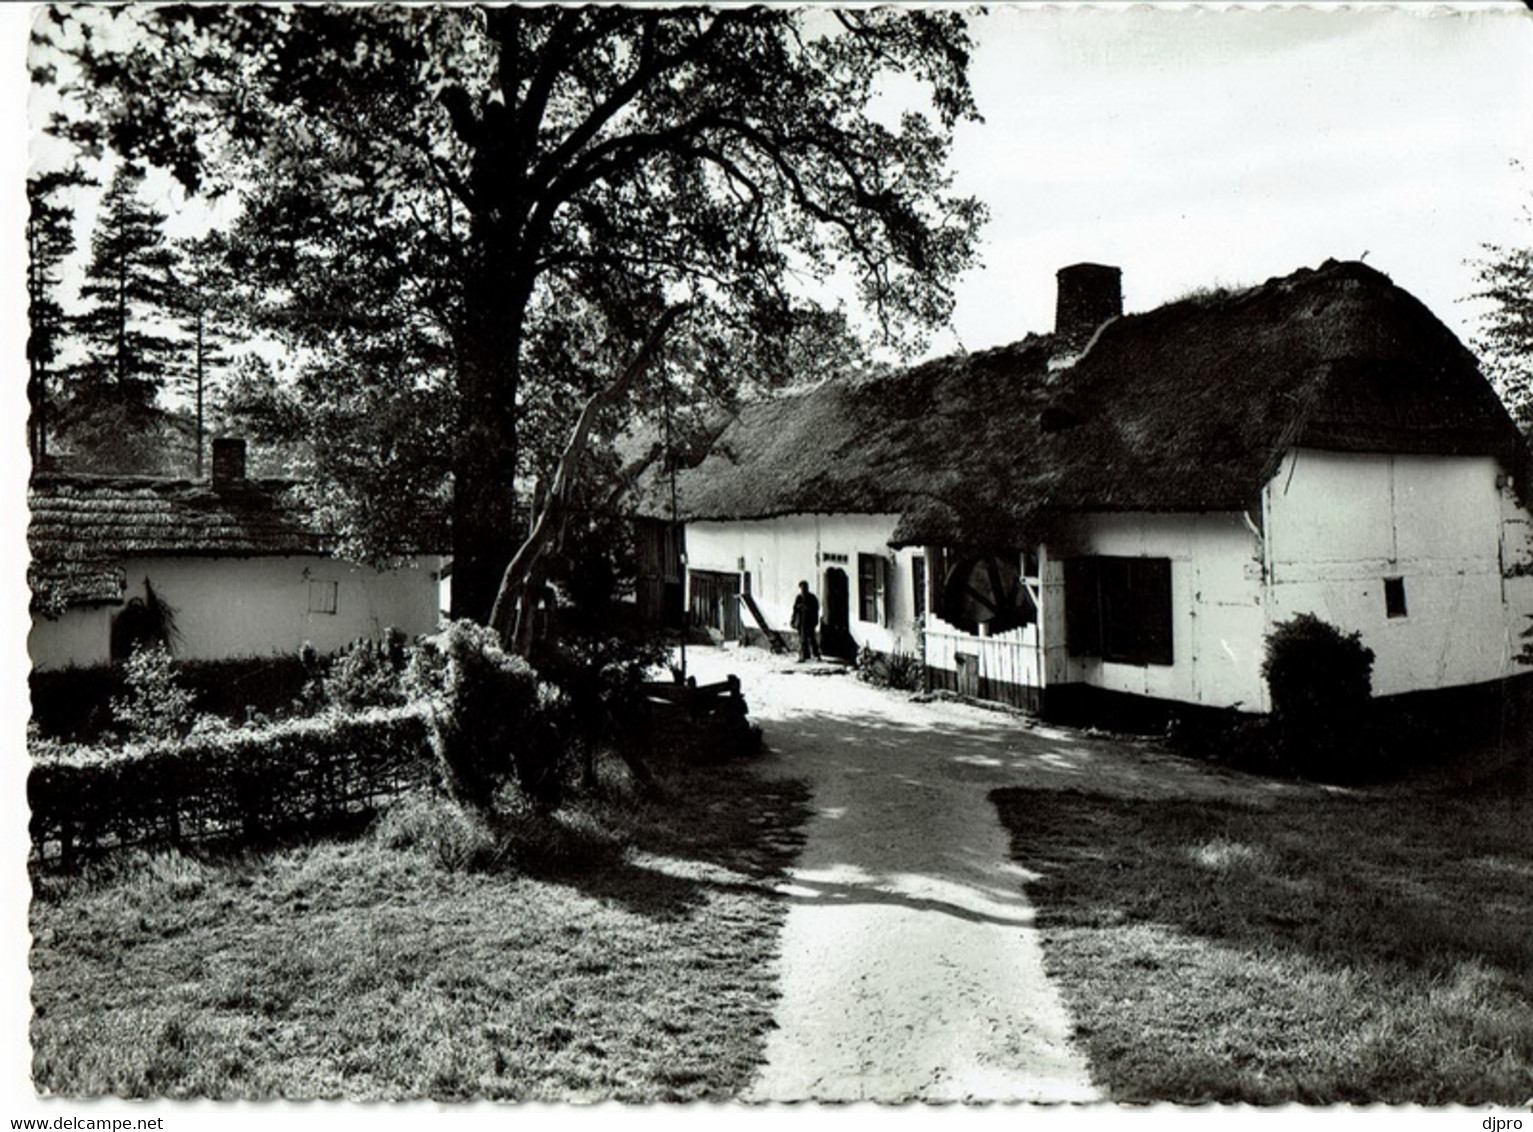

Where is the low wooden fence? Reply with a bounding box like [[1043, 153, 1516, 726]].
[[29, 707, 430, 866], [923, 616, 1044, 711]]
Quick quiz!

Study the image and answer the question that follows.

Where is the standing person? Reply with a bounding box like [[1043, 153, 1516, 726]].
[[791, 580, 822, 661]]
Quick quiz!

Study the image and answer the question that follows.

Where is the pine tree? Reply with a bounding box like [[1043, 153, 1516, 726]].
[[169, 232, 234, 477], [27, 166, 92, 464], [61, 164, 183, 471]]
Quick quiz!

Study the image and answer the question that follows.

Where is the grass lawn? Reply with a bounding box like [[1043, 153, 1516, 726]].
[[30, 761, 811, 1101], [991, 770, 1533, 1104]]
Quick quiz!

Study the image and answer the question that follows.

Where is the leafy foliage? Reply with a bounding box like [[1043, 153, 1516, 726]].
[[856, 643, 925, 692], [1469, 172, 1533, 433], [320, 630, 410, 711], [41, 5, 987, 620], [108, 642, 198, 742], [1261, 613, 1376, 778], [405, 621, 568, 812]]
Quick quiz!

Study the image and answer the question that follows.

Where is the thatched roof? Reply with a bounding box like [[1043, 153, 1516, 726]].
[[28, 474, 325, 613], [636, 260, 1529, 547]]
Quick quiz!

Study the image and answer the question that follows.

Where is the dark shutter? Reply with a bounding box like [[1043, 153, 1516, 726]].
[[1064, 558, 1102, 658], [1067, 556, 1172, 666]]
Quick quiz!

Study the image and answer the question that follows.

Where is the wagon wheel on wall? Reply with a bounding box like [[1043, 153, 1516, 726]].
[[940, 555, 1031, 635]]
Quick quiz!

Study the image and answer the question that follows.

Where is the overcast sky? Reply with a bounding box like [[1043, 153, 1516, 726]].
[[937, 4, 1533, 355]]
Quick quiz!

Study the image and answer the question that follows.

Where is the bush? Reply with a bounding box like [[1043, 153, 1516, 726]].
[[321, 629, 409, 710], [29, 706, 430, 864], [530, 628, 670, 789], [1261, 613, 1376, 778], [406, 621, 568, 812], [110, 643, 197, 741], [856, 644, 925, 692]]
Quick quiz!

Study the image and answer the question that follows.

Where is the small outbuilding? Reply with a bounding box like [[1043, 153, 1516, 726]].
[[28, 439, 444, 671], [635, 260, 1533, 718]]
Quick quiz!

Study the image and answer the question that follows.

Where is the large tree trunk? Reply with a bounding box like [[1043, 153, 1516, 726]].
[[449, 258, 528, 624]]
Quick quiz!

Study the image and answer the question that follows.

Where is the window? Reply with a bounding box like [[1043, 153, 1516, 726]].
[[1065, 556, 1173, 666], [1384, 576, 1408, 619], [308, 579, 339, 615], [912, 557, 927, 620], [858, 553, 880, 623]]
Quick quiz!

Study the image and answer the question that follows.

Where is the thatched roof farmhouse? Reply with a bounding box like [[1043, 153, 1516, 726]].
[[637, 260, 1533, 718], [647, 260, 1526, 545], [29, 439, 442, 670]]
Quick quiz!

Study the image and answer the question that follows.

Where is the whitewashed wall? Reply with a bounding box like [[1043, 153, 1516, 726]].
[[29, 606, 114, 671], [1264, 448, 1531, 698], [684, 514, 924, 654], [29, 554, 445, 671], [1051, 511, 1267, 711]]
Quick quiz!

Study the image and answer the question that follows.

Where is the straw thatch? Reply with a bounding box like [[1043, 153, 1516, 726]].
[[28, 474, 325, 614], [635, 260, 1528, 548]]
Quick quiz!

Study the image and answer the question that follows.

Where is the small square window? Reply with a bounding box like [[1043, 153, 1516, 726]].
[[308, 579, 338, 615], [1383, 576, 1407, 619]]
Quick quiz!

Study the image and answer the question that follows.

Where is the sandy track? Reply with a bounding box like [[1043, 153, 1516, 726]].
[[679, 649, 1105, 1102]]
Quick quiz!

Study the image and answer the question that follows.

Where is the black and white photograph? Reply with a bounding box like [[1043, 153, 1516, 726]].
[[8, 0, 1533, 1118]]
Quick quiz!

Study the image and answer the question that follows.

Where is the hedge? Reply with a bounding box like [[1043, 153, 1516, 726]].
[[28, 706, 431, 865]]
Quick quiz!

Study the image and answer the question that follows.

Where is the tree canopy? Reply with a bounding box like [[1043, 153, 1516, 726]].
[[1471, 198, 1533, 435], [39, 4, 987, 621]]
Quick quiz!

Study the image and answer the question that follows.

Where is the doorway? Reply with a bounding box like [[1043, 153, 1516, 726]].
[[821, 567, 855, 659]]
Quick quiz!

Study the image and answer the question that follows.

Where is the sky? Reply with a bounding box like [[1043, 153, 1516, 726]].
[[3, 4, 1533, 1128], [934, 3, 1533, 356]]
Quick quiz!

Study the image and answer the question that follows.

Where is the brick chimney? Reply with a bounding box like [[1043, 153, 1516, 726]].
[[1055, 263, 1123, 343], [211, 437, 247, 488]]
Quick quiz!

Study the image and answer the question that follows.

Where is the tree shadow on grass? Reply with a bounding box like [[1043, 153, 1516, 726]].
[[990, 782, 1533, 1102], [992, 783, 1532, 980], [519, 762, 814, 922]]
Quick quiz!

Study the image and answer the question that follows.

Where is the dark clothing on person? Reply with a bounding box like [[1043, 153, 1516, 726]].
[[791, 590, 822, 660]]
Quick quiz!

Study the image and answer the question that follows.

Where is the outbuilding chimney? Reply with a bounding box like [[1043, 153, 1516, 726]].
[[1054, 263, 1123, 343], [211, 437, 247, 488]]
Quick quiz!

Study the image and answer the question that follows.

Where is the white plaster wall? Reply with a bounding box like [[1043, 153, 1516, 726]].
[[685, 514, 923, 654], [1052, 511, 1267, 711], [28, 606, 112, 671], [1264, 448, 1524, 698], [66, 554, 446, 666]]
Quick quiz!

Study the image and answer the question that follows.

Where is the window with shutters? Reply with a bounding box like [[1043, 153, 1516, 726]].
[[308, 579, 339, 615], [912, 557, 927, 620], [858, 553, 880, 623], [1065, 556, 1173, 666]]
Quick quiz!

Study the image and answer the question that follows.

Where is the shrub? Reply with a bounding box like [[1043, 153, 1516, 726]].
[[1261, 613, 1375, 778], [530, 628, 670, 789], [110, 642, 197, 741], [856, 644, 925, 692], [406, 621, 568, 812], [322, 629, 409, 710]]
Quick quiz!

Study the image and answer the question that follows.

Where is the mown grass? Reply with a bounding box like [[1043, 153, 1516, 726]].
[[30, 760, 811, 1101], [991, 768, 1533, 1104]]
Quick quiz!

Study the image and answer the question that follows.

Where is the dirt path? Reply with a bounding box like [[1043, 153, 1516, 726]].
[[680, 646, 1299, 1103]]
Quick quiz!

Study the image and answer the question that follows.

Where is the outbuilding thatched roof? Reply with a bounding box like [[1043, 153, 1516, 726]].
[[28, 474, 325, 613], [636, 260, 1529, 547]]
